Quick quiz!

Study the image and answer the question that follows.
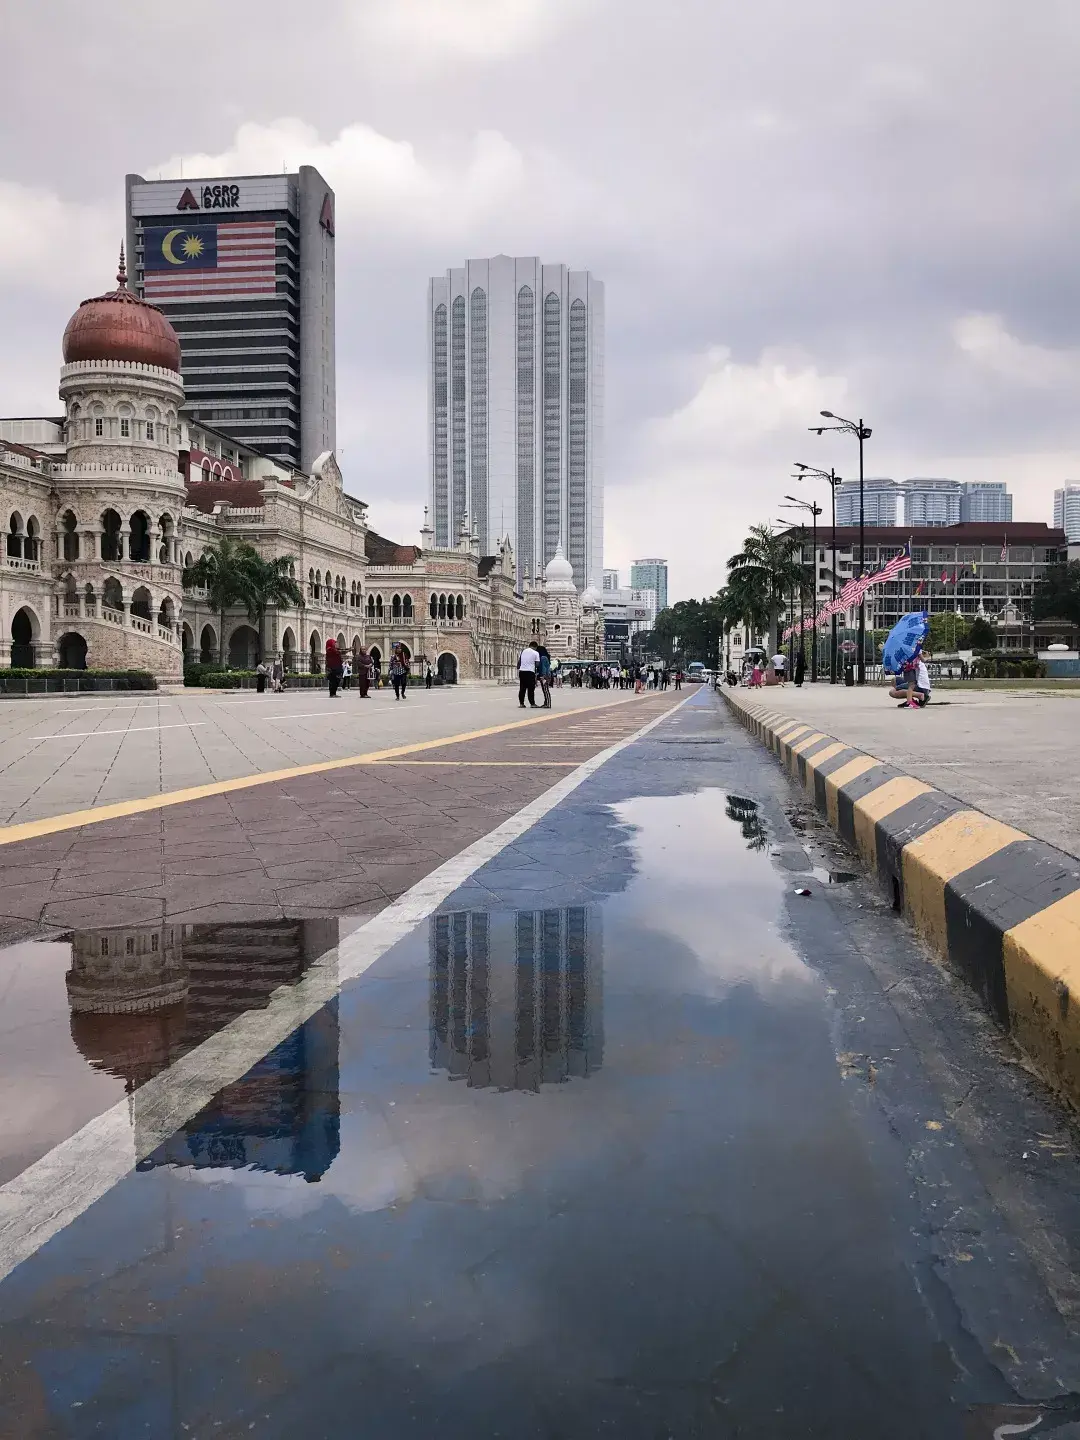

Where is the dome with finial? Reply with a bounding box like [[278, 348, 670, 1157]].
[[544, 542, 575, 592], [62, 246, 182, 372], [580, 584, 602, 611]]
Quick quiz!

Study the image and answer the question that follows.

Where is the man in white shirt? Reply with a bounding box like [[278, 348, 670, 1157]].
[[518, 644, 540, 708], [771, 652, 787, 685]]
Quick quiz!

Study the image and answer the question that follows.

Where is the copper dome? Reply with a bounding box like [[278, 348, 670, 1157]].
[[62, 247, 182, 373]]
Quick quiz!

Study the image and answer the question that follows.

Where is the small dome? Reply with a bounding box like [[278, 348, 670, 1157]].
[[544, 543, 575, 588], [580, 584, 602, 610], [62, 248, 181, 373]]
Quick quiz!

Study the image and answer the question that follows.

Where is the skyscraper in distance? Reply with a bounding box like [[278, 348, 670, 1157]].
[[126, 168, 336, 472], [1054, 485, 1080, 541], [427, 256, 604, 590], [630, 559, 668, 614]]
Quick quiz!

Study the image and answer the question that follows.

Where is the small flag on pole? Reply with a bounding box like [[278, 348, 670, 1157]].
[[1000, 534, 1008, 562]]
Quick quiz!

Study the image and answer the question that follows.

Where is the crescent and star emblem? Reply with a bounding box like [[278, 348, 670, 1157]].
[[161, 229, 205, 265]]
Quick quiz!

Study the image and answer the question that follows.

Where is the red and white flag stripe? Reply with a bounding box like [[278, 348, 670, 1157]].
[[143, 221, 277, 299]]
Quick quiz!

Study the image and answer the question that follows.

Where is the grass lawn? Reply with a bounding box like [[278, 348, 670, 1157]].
[[933, 677, 1080, 692]]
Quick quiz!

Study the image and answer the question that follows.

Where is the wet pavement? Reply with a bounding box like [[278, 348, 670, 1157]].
[[4, 690, 1080, 1436]]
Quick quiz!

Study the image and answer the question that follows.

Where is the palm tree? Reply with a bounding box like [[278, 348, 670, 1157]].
[[183, 537, 259, 667], [244, 554, 304, 662], [728, 524, 803, 653]]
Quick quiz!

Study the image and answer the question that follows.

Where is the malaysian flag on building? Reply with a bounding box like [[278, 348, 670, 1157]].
[[142, 222, 277, 300]]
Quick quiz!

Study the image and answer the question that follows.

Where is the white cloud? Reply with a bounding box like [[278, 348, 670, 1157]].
[[349, 0, 594, 58], [952, 312, 1080, 390], [0, 180, 114, 293]]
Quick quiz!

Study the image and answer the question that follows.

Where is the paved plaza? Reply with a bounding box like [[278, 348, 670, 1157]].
[[3, 687, 1080, 1436], [730, 681, 1080, 857]]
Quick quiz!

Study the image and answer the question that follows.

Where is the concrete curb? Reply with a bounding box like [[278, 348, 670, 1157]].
[[721, 687, 1080, 1111]]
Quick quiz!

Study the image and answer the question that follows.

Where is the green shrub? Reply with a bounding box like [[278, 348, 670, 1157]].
[[2, 667, 156, 689], [202, 670, 255, 687]]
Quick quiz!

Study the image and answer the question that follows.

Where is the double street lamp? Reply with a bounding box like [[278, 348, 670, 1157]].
[[780, 496, 823, 683], [811, 411, 872, 684], [793, 463, 841, 683]]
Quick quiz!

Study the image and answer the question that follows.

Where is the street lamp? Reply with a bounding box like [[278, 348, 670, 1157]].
[[810, 411, 872, 683], [781, 497, 823, 683], [794, 463, 841, 683]]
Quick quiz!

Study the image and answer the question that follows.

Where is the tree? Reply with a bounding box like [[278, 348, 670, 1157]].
[[183, 537, 259, 667], [727, 525, 803, 652], [1034, 562, 1080, 629], [243, 554, 303, 662], [968, 615, 996, 651], [927, 611, 970, 653]]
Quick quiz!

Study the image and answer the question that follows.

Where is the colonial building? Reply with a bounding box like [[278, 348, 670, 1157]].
[[1, 258, 600, 681]]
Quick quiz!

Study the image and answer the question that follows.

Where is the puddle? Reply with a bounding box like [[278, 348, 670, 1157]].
[[0, 787, 975, 1434], [0, 919, 338, 1184]]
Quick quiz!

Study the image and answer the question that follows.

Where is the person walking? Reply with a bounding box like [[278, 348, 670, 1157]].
[[389, 644, 409, 700], [537, 644, 553, 708], [518, 641, 540, 707], [355, 644, 371, 698], [271, 656, 284, 693], [794, 648, 806, 687], [426, 663, 434, 690], [255, 660, 268, 694], [326, 638, 344, 698], [372, 655, 382, 690], [674, 669, 683, 691], [342, 657, 352, 691], [771, 650, 787, 686]]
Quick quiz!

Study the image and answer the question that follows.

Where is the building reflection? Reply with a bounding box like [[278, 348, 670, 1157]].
[[66, 919, 340, 1181], [430, 907, 603, 1091]]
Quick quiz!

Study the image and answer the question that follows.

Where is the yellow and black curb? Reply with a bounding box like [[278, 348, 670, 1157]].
[[721, 689, 1080, 1111]]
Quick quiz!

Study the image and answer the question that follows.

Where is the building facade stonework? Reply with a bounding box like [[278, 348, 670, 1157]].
[[2, 263, 598, 681]]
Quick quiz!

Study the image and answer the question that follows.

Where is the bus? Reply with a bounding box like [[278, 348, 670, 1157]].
[[687, 662, 707, 683]]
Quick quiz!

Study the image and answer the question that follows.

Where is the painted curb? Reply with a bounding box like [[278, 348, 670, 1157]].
[[721, 688, 1080, 1112]]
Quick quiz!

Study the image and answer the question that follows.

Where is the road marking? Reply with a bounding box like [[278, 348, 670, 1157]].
[[369, 760, 578, 767], [0, 693, 690, 1283], [0, 695, 666, 848], [31, 722, 207, 740]]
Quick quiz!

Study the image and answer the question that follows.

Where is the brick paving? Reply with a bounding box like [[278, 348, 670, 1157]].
[[0, 692, 682, 944]]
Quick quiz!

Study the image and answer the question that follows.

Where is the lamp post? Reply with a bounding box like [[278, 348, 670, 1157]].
[[793, 464, 841, 682], [810, 412, 872, 683], [781, 496, 823, 682]]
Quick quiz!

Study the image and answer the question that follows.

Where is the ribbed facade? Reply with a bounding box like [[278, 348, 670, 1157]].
[[428, 257, 604, 590]]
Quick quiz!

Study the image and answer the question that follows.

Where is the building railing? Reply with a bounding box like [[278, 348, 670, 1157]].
[[5, 556, 40, 572]]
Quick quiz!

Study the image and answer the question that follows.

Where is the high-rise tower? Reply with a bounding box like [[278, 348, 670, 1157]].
[[427, 256, 604, 590]]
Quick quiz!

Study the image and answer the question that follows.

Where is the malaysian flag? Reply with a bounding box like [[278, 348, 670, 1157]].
[[1001, 534, 1008, 561], [142, 222, 277, 300], [876, 546, 912, 584]]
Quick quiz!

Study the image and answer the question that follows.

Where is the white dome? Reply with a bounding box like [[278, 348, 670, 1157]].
[[544, 543, 575, 590], [580, 584, 602, 610]]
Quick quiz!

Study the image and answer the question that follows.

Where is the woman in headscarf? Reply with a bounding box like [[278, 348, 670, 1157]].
[[325, 638, 344, 698], [352, 639, 371, 698]]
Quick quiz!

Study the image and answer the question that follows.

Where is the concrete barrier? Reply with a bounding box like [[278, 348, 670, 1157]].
[[722, 688, 1080, 1111]]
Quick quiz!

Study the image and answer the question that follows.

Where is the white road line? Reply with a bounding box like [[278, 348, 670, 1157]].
[[0, 693, 688, 1284], [31, 723, 207, 740]]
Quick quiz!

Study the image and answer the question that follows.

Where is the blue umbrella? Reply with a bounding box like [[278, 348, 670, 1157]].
[[882, 611, 929, 676]]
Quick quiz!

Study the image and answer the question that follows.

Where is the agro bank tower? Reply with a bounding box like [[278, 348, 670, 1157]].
[[427, 257, 604, 593]]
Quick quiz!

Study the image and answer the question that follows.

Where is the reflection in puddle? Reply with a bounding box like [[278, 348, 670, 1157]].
[[65, 920, 341, 1181], [430, 907, 603, 1091], [725, 793, 769, 851]]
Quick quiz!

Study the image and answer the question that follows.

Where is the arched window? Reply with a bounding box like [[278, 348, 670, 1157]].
[[129, 511, 151, 563], [402, 594, 413, 619], [439, 593, 447, 620], [6, 512, 23, 559], [367, 595, 375, 619], [25, 516, 40, 563], [391, 594, 402, 620], [101, 509, 122, 561], [375, 594, 383, 619], [430, 594, 438, 619]]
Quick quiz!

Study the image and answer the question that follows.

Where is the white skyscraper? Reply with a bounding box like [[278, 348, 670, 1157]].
[[1054, 485, 1080, 542], [427, 256, 604, 590]]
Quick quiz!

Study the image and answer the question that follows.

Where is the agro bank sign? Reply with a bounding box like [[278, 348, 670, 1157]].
[[130, 176, 295, 217]]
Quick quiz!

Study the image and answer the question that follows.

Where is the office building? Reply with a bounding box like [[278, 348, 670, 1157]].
[[960, 482, 1012, 524], [427, 256, 604, 590], [1054, 486, 1080, 542], [629, 558, 668, 614], [125, 168, 336, 472], [603, 568, 620, 591], [835, 479, 900, 527]]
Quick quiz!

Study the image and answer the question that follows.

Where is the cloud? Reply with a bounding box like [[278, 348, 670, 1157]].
[[349, 0, 594, 58], [0, 180, 114, 293], [952, 313, 1080, 391]]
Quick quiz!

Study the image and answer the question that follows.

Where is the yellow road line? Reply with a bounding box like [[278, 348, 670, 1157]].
[[0, 698, 646, 848]]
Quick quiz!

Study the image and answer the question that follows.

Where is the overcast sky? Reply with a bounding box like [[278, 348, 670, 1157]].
[[4, 0, 1079, 601]]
